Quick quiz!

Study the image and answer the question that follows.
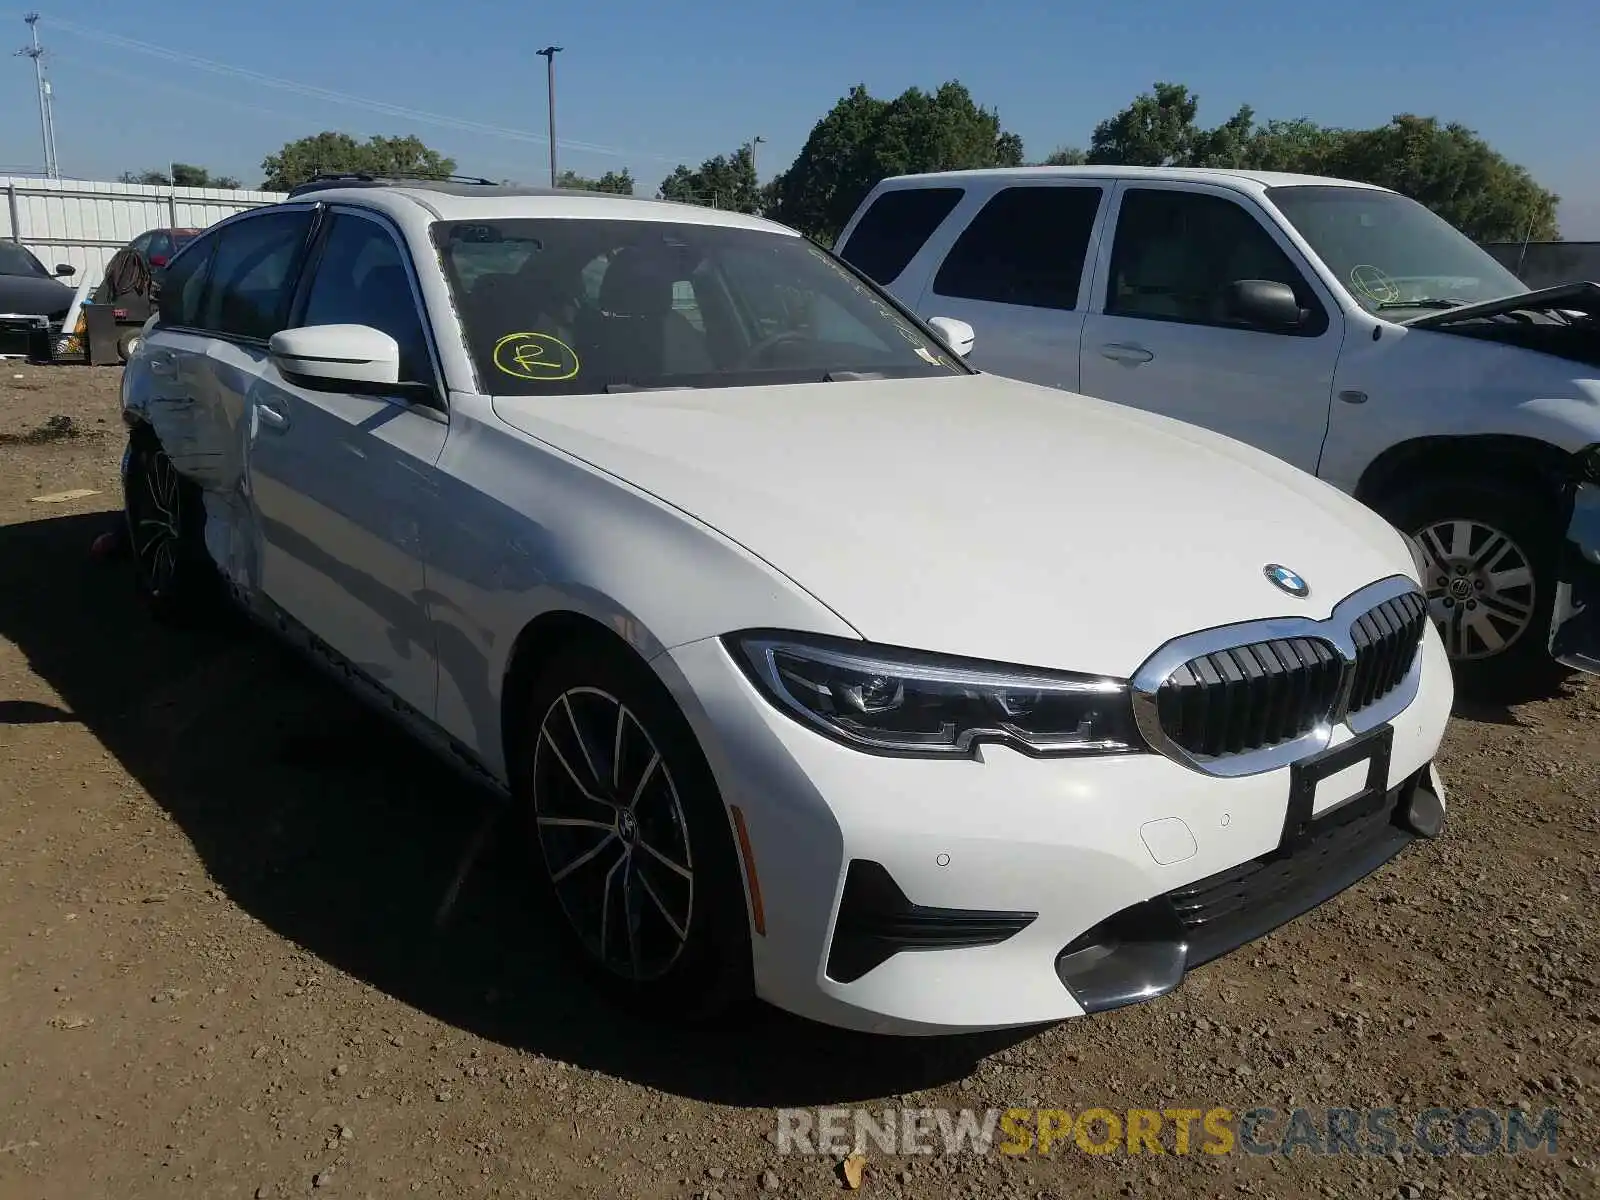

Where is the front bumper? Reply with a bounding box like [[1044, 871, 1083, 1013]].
[[656, 626, 1454, 1036], [1550, 481, 1600, 675]]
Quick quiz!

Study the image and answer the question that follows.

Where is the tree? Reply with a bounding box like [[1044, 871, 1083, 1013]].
[[657, 143, 760, 213], [556, 168, 634, 195], [118, 163, 242, 189], [1039, 146, 1088, 166], [767, 81, 1024, 244], [259, 132, 456, 192], [1081, 82, 1560, 242]]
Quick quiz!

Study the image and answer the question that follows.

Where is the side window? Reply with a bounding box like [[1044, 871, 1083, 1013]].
[[837, 187, 964, 286], [156, 235, 216, 328], [200, 210, 313, 340], [147, 232, 173, 263], [1106, 189, 1326, 334], [298, 212, 431, 385], [932, 186, 1103, 311], [129, 232, 153, 259]]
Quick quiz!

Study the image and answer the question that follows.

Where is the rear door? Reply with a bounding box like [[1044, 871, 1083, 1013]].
[[1078, 182, 1344, 473], [244, 207, 448, 719], [910, 181, 1109, 392]]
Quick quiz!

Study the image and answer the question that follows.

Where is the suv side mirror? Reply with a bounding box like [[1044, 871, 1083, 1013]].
[[54, 263, 76, 277], [270, 324, 400, 392], [1224, 279, 1304, 331], [927, 315, 976, 356]]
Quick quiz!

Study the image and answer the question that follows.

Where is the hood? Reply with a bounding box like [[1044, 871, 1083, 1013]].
[[0, 273, 73, 318], [491, 375, 1416, 676], [1403, 281, 1600, 370]]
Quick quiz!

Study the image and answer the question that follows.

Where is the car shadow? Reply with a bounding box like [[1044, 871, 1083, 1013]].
[[0, 511, 1035, 1107]]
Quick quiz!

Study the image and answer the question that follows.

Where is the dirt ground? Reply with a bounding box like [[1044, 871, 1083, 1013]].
[[0, 363, 1596, 1200]]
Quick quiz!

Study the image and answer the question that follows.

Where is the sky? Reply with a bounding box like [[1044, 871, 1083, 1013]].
[[1, 0, 1597, 237]]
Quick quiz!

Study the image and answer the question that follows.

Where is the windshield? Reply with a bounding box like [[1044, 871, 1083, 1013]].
[[1266, 185, 1528, 313], [434, 218, 970, 395], [0, 243, 50, 279]]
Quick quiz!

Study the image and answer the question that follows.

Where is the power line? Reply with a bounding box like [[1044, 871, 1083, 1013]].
[[44, 16, 685, 165]]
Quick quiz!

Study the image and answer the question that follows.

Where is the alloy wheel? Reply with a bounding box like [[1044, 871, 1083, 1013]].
[[132, 448, 182, 598], [1415, 518, 1537, 661], [531, 686, 695, 981]]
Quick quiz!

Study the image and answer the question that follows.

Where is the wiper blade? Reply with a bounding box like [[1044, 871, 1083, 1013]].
[[822, 370, 889, 382], [603, 383, 699, 393], [1374, 298, 1469, 311]]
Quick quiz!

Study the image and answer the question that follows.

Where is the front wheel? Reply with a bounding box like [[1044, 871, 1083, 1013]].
[[1375, 477, 1559, 691], [516, 643, 753, 1024]]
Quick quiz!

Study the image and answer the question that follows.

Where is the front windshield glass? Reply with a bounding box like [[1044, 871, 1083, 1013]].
[[1266, 185, 1527, 313], [434, 217, 969, 395], [0, 243, 49, 278]]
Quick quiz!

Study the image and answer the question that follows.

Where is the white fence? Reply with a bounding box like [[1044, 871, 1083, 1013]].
[[1, 175, 286, 283]]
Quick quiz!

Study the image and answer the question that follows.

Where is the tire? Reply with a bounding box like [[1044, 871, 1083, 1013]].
[[122, 430, 221, 624], [116, 331, 141, 362], [1374, 476, 1560, 692], [514, 641, 753, 1024]]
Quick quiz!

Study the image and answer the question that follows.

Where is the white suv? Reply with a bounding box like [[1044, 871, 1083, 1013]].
[[836, 167, 1600, 689], [120, 176, 1451, 1035]]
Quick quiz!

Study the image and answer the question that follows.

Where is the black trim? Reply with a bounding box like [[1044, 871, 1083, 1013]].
[[825, 860, 1036, 984], [1055, 761, 1442, 1014]]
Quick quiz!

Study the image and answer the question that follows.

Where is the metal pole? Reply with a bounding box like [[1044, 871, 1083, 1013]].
[[20, 14, 56, 179], [537, 46, 563, 188]]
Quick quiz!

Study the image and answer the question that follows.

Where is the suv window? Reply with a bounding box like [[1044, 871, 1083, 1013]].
[[298, 212, 431, 385], [932, 186, 1103, 311], [157, 235, 216, 327], [1107, 188, 1326, 334], [147, 231, 173, 264], [837, 187, 963, 285], [199, 209, 313, 340]]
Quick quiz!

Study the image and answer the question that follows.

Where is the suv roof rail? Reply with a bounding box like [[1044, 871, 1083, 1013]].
[[286, 171, 502, 197]]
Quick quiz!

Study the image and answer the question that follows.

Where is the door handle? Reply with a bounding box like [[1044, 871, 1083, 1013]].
[[147, 351, 177, 376], [1099, 343, 1154, 365], [256, 401, 290, 432]]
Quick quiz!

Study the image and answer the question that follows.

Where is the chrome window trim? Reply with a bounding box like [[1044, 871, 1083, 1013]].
[[1130, 574, 1425, 778]]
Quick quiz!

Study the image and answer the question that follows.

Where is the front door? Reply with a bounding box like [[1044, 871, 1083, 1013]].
[[1078, 183, 1345, 475], [245, 209, 448, 718]]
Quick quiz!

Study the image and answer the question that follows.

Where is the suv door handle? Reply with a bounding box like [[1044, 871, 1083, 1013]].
[[256, 401, 290, 432], [1099, 343, 1154, 365]]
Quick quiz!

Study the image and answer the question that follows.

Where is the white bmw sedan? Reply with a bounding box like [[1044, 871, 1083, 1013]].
[[119, 177, 1453, 1036]]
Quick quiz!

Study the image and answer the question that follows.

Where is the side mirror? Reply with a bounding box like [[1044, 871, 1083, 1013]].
[[54, 263, 76, 277], [269, 324, 401, 392], [1224, 279, 1304, 331], [927, 315, 976, 357]]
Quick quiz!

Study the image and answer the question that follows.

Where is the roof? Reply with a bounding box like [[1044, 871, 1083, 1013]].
[[877, 165, 1391, 194], [281, 174, 794, 234]]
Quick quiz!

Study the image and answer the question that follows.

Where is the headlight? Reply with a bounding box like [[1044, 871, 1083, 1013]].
[[725, 631, 1144, 758]]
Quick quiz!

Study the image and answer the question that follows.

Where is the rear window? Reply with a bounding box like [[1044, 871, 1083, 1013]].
[[836, 187, 964, 285], [933, 186, 1103, 311]]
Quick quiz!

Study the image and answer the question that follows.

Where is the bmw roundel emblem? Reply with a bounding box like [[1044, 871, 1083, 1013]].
[[1263, 564, 1310, 598]]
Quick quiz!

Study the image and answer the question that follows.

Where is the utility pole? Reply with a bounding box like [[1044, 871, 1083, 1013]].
[[18, 14, 59, 179], [536, 46, 562, 188]]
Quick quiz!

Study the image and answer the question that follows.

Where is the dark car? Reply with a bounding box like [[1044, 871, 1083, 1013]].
[[0, 242, 77, 358], [94, 227, 202, 359]]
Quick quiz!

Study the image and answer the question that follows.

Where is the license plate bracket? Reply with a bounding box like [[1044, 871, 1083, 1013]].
[[1281, 725, 1393, 853]]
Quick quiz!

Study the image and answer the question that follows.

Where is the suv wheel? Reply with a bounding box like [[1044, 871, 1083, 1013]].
[[1377, 477, 1559, 690]]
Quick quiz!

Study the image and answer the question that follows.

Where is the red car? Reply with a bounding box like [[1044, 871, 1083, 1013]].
[[95, 227, 203, 359]]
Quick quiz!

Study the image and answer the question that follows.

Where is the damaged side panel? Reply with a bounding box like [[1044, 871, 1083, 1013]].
[[121, 337, 265, 599], [1550, 480, 1600, 675]]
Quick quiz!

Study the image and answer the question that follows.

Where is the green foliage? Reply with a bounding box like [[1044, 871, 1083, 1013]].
[[1039, 146, 1088, 166], [1080, 82, 1559, 241], [259, 132, 456, 192], [657, 144, 761, 213], [118, 163, 242, 189], [766, 81, 1024, 245], [556, 168, 635, 195]]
